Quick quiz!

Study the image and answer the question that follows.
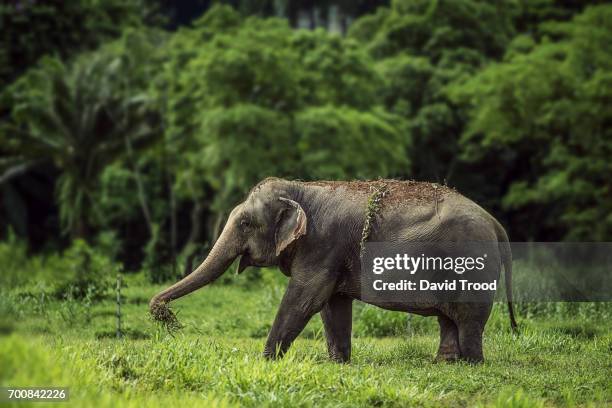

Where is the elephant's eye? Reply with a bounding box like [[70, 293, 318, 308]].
[[240, 219, 251, 229]]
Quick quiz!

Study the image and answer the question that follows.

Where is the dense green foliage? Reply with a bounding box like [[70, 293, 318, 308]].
[[161, 8, 408, 215], [349, 0, 515, 206], [2, 30, 164, 238], [2, 1, 610, 273], [0, 0, 148, 88], [451, 5, 612, 240]]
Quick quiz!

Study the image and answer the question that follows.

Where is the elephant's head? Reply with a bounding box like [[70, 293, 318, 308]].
[[149, 180, 307, 312]]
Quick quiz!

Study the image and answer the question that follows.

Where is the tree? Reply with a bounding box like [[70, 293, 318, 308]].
[[348, 0, 516, 189], [1, 30, 164, 238], [295, 106, 409, 179], [510, 0, 608, 35], [450, 5, 612, 240], [0, 0, 146, 88], [157, 4, 410, 258]]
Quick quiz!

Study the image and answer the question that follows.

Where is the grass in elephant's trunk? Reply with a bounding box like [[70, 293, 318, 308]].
[[150, 302, 183, 333]]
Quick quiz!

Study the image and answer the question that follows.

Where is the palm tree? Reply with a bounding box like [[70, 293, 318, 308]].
[[1, 46, 161, 239]]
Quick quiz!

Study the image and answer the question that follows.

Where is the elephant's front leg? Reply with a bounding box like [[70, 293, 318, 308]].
[[321, 293, 352, 363], [264, 274, 335, 360]]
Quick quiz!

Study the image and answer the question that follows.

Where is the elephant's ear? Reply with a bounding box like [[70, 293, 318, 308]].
[[275, 197, 307, 256]]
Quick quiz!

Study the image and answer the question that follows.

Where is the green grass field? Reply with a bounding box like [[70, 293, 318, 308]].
[[1, 271, 610, 407]]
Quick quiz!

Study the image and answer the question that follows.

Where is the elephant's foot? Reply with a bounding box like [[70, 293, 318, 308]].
[[434, 351, 460, 363], [262, 351, 277, 360], [459, 354, 484, 364], [328, 348, 350, 363], [457, 322, 485, 364], [436, 315, 460, 363], [263, 345, 286, 360]]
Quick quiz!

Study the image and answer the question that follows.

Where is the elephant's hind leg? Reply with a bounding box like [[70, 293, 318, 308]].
[[457, 321, 485, 363], [454, 303, 491, 363], [321, 294, 353, 363], [435, 315, 460, 362]]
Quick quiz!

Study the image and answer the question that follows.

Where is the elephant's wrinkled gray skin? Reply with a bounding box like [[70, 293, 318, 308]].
[[150, 178, 517, 363]]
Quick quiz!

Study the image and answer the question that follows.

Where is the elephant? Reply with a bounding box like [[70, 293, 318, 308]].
[[150, 178, 517, 363]]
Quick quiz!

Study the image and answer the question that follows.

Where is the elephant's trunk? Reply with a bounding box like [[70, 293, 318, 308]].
[[149, 226, 238, 312]]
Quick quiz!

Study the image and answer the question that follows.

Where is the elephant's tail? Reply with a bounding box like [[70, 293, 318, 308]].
[[496, 223, 518, 333]]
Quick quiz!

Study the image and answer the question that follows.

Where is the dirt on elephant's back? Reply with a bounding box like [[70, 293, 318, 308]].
[[303, 179, 456, 205]]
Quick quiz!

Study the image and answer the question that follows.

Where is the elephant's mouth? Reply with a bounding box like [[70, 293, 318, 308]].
[[236, 253, 249, 274], [236, 251, 268, 274]]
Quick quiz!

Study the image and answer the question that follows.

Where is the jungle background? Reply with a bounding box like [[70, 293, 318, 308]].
[[0, 1, 611, 407]]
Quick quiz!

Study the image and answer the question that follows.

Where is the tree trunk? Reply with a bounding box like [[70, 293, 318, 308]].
[[181, 200, 204, 277], [124, 134, 153, 237], [72, 216, 89, 241], [167, 167, 177, 276]]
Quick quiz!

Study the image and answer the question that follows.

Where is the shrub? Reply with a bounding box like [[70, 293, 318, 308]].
[[354, 305, 410, 337], [0, 230, 30, 288], [142, 223, 177, 284], [52, 239, 117, 300]]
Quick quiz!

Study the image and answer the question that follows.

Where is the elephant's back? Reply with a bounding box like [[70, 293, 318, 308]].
[[303, 179, 501, 241], [305, 179, 455, 204], [373, 184, 500, 243]]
